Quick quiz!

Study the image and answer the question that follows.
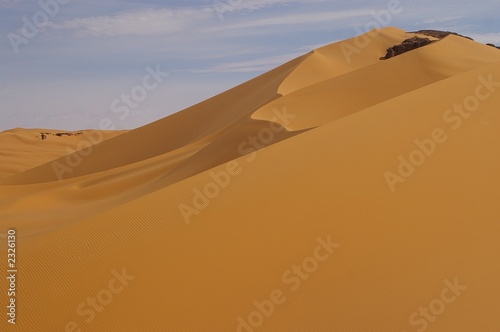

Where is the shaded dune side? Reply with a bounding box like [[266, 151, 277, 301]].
[[1, 54, 310, 185], [137, 118, 311, 193], [255, 35, 500, 130], [278, 27, 412, 95], [0, 140, 203, 236], [15, 63, 500, 331], [0, 118, 307, 237], [278, 27, 442, 95]]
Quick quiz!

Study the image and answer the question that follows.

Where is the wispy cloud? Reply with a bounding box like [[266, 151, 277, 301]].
[[214, 0, 298, 12], [211, 8, 371, 31], [188, 52, 304, 73], [0, 0, 20, 8], [46, 1, 330, 38], [47, 4, 368, 38], [417, 15, 463, 25], [296, 42, 331, 52], [48, 7, 214, 37], [212, 0, 327, 15]]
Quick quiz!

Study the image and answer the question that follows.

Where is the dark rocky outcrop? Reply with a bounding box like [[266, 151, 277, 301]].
[[413, 30, 499, 50], [411, 30, 474, 40], [380, 36, 434, 60], [379, 29, 494, 60], [38, 132, 83, 140]]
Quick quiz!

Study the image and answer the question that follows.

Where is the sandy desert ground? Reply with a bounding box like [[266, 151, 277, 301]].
[[1, 27, 500, 331]]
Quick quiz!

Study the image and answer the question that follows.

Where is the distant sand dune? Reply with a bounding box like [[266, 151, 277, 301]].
[[0, 129, 125, 180]]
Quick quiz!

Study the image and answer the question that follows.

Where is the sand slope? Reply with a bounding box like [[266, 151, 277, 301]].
[[1, 27, 500, 331], [0, 129, 125, 180]]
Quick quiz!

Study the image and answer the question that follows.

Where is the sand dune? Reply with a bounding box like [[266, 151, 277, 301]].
[[1, 27, 500, 331], [0, 128, 125, 180]]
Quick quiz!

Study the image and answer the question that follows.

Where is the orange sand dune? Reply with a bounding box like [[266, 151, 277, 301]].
[[278, 27, 439, 95], [0, 128, 125, 180], [1, 27, 500, 331]]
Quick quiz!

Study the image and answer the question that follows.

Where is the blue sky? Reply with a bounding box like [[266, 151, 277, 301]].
[[1, 0, 500, 131]]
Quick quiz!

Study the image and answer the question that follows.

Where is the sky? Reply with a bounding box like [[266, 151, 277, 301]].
[[1, 0, 500, 131]]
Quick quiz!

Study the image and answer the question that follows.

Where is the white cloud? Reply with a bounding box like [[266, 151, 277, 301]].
[[296, 42, 332, 52], [47, 2, 357, 38], [46, 1, 326, 37], [0, 0, 20, 7], [212, 0, 327, 15], [213, 0, 296, 12], [188, 52, 304, 73], [207, 8, 371, 32], [49, 8, 214, 37], [418, 15, 462, 25]]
